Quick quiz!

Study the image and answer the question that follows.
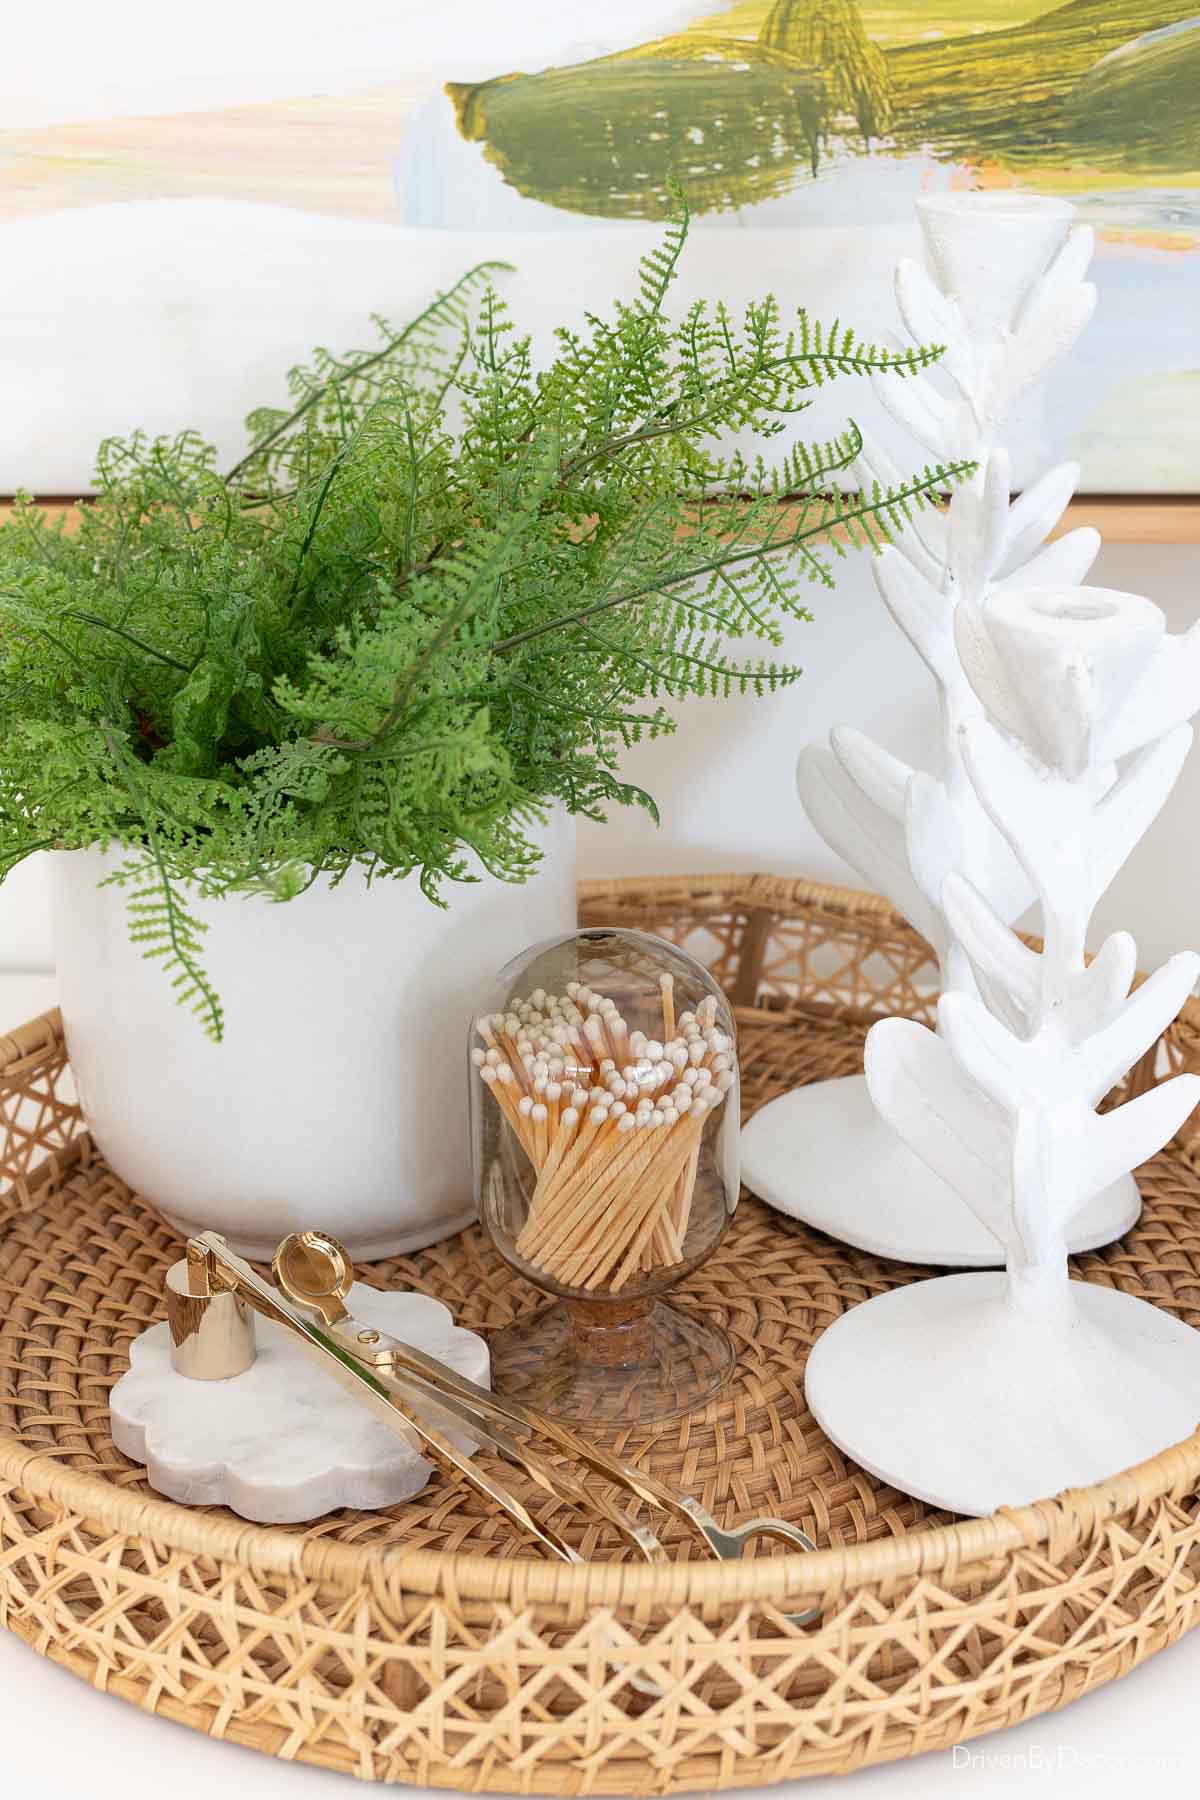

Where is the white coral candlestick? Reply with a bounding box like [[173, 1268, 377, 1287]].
[[742, 190, 1143, 1266], [804, 582, 1200, 1516]]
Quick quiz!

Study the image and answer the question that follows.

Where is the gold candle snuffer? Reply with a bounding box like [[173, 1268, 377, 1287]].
[[167, 1228, 818, 1614]]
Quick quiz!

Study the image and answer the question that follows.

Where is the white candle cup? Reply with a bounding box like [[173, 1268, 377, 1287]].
[[963, 584, 1164, 777], [915, 191, 1074, 346]]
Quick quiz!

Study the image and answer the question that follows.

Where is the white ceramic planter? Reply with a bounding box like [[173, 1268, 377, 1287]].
[[54, 812, 576, 1260]]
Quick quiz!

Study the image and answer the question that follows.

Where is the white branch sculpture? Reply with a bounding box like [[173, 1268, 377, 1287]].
[[805, 582, 1200, 1516], [807, 194, 1100, 992], [743, 191, 1146, 1265]]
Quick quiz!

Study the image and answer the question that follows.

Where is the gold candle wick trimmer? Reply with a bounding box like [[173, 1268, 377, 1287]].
[[167, 1229, 817, 1620]]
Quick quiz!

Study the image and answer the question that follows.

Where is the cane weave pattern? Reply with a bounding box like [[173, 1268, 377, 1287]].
[[0, 875, 1197, 1791]]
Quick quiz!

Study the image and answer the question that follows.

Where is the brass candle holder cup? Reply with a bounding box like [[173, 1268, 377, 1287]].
[[471, 928, 739, 1425]]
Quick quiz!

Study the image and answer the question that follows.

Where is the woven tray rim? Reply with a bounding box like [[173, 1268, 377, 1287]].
[[5, 1425, 1200, 1606], [4, 869, 1200, 1611]]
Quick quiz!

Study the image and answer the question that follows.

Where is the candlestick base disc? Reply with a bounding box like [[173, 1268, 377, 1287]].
[[805, 1270, 1200, 1516], [489, 1298, 735, 1427], [742, 1074, 1141, 1267]]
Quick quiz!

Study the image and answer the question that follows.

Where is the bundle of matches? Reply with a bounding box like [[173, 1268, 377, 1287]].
[[471, 973, 736, 1295]]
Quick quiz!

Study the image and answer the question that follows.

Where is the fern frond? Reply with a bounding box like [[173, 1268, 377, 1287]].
[[101, 731, 225, 1042], [0, 198, 969, 1034]]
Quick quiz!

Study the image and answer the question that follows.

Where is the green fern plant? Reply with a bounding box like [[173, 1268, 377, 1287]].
[[0, 196, 968, 1039]]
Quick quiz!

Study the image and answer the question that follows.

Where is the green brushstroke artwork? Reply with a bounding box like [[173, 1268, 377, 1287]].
[[882, 0, 1200, 175], [1, 1, 1194, 494], [445, 0, 1200, 221], [447, 1, 891, 220], [1058, 19, 1200, 173], [449, 50, 829, 221]]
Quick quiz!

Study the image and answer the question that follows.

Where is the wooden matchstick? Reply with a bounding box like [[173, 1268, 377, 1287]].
[[481, 1066, 534, 1159], [478, 973, 734, 1297], [551, 1119, 674, 1286], [519, 1095, 605, 1216], [577, 1116, 707, 1291], [567, 1102, 709, 1284], [659, 972, 675, 1040], [519, 1114, 640, 1265], [530, 1102, 549, 1166]]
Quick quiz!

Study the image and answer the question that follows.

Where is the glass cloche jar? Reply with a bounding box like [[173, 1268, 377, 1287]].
[[470, 928, 739, 1426]]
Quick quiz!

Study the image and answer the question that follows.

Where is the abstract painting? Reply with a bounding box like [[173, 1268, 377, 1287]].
[[3, 1, 1197, 491]]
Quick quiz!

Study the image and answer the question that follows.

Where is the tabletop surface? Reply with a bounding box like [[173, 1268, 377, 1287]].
[[2, 974, 1196, 1796]]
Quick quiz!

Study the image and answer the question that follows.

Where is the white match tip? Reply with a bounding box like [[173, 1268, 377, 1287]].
[[531, 1103, 548, 1121], [561, 1107, 579, 1129], [518, 1095, 534, 1115]]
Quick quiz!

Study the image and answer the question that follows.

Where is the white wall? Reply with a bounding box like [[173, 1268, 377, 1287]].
[[5, 541, 1195, 988]]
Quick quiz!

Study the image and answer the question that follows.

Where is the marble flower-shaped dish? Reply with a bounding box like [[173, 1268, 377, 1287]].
[[111, 1283, 491, 1525]]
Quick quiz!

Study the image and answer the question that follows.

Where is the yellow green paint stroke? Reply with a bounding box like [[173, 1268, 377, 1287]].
[[884, 0, 1200, 174], [447, 0, 1200, 222], [691, 2, 1059, 47], [447, 3, 889, 221]]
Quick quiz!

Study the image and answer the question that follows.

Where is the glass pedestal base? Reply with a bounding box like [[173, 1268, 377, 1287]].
[[489, 1297, 735, 1427]]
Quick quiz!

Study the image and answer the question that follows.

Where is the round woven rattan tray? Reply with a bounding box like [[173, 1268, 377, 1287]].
[[3, 872, 1200, 1792]]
